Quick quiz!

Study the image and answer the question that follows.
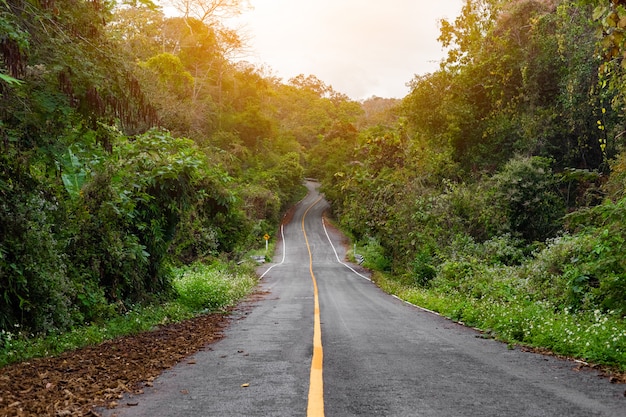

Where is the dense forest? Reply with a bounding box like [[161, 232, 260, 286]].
[[325, 0, 614, 294], [0, 0, 362, 337], [319, 0, 626, 366], [2, 0, 626, 367]]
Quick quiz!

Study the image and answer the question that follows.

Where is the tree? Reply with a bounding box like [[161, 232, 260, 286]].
[[358, 96, 400, 129], [136, 53, 196, 135], [107, 1, 165, 61], [438, 0, 503, 70], [163, 0, 249, 23], [0, 0, 160, 333]]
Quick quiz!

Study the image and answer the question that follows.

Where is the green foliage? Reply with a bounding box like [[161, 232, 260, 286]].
[[106, 129, 234, 298], [270, 76, 362, 150], [594, 0, 626, 124], [314, 2, 626, 367], [0, 72, 22, 86], [269, 152, 305, 204], [359, 237, 391, 272], [0, 178, 73, 334], [140, 53, 194, 96], [604, 150, 626, 200], [480, 234, 526, 266], [0, 259, 257, 368], [0, 0, 353, 347], [0, 4, 29, 78], [486, 156, 565, 241], [410, 248, 437, 287], [374, 258, 626, 370], [562, 197, 626, 313], [172, 262, 256, 312], [136, 53, 196, 134], [248, 181, 283, 215], [5, 0, 626, 373], [362, 190, 626, 366], [59, 146, 91, 199]]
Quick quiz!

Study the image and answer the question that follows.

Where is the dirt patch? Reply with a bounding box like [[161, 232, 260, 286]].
[[0, 292, 268, 417], [281, 200, 299, 227]]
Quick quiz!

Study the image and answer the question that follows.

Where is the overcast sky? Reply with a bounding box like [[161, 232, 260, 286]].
[[227, 1, 464, 100]]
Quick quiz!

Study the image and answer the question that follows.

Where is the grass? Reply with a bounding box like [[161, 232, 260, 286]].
[[172, 261, 257, 311], [0, 260, 258, 368], [372, 271, 626, 371]]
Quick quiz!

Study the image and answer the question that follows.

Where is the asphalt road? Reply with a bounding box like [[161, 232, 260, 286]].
[[103, 182, 625, 416]]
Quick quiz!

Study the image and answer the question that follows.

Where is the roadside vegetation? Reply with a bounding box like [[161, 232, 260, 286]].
[[0, 0, 357, 363], [0, 260, 257, 368], [320, 0, 626, 372], [3, 0, 626, 376]]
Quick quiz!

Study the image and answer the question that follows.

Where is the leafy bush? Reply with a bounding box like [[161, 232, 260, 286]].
[[375, 262, 626, 370], [604, 150, 626, 201], [519, 234, 583, 308], [481, 234, 527, 266], [435, 259, 494, 299], [486, 156, 565, 242], [411, 248, 437, 287], [269, 152, 305, 206], [67, 167, 152, 304], [360, 237, 392, 272], [172, 262, 256, 312], [0, 260, 257, 367], [438, 179, 498, 242], [169, 212, 221, 263], [239, 183, 281, 223], [0, 171, 74, 335]]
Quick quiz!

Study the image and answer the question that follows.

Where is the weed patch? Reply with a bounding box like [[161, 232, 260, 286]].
[[374, 271, 626, 371], [0, 261, 257, 368]]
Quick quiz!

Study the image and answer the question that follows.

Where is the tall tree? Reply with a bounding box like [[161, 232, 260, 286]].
[[162, 0, 248, 23]]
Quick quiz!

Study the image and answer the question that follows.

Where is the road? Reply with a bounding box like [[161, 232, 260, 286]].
[[103, 182, 625, 416]]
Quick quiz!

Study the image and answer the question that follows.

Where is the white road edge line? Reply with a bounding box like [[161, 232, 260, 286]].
[[259, 224, 286, 279], [321, 218, 443, 318], [391, 294, 442, 317], [260, 188, 313, 279], [321, 218, 371, 281]]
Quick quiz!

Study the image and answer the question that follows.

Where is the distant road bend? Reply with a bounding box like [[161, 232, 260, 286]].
[[105, 181, 625, 417]]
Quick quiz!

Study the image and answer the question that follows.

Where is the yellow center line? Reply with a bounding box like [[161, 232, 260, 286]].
[[303, 196, 324, 417]]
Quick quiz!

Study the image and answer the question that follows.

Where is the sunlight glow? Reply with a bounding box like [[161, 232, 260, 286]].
[[227, 0, 464, 99]]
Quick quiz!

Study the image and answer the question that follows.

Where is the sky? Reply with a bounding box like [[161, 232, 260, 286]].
[[227, 0, 464, 100]]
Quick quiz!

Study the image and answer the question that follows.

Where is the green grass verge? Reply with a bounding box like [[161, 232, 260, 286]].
[[372, 271, 626, 371], [0, 261, 258, 368]]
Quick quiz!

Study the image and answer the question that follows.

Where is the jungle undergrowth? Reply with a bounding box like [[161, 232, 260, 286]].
[[0, 260, 258, 368]]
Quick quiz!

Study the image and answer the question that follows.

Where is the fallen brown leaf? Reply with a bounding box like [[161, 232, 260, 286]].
[[0, 308, 239, 417], [0, 292, 274, 416]]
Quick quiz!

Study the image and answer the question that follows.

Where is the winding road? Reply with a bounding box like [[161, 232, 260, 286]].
[[104, 182, 625, 416]]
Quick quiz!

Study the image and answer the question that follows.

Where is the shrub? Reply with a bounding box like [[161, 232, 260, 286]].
[[360, 237, 391, 271], [486, 156, 565, 242], [562, 197, 626, 313], [0, 178, 74, 335], [481, 234, 526, 266], [520, 234, 589, 309], [172, 262, 256, 312], [411, 248, 437, 287]]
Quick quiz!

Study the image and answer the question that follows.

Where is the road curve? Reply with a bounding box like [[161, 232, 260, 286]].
[[103, 181, 625, 417]]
